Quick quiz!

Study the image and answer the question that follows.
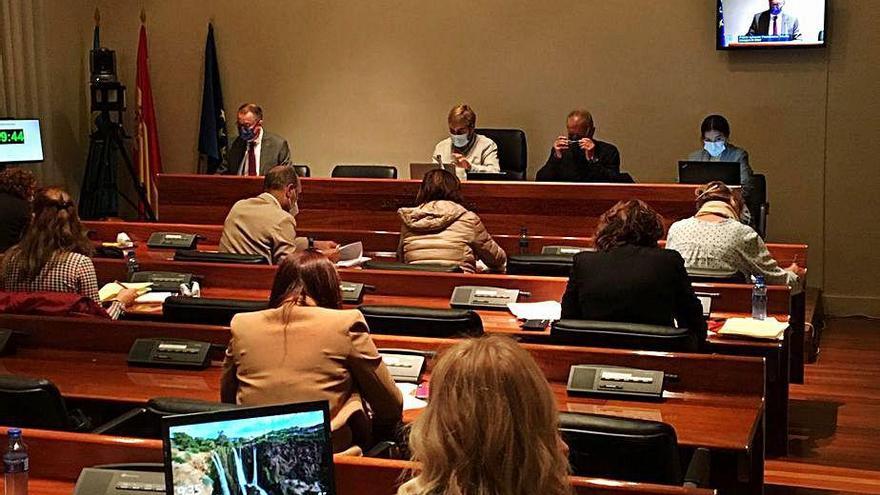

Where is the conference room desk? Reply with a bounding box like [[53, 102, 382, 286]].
[[83, 220, 810, 268], [0, 428, 716, 495], [156, 175, 703, 233], [0, 330, 763, 493]]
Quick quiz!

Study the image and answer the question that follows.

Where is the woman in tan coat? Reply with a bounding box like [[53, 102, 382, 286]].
[[220, 250, 403, 453], [397, 169, 507, 273]]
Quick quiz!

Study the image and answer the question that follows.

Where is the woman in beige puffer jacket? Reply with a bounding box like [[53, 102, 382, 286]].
[[397, 170, 507, 273]]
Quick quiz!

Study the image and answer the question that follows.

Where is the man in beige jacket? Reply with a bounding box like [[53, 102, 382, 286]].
[[218, 165, 337, 264]]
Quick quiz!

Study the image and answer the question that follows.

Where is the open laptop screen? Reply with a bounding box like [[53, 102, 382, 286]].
[[162, 401, 335, 495]]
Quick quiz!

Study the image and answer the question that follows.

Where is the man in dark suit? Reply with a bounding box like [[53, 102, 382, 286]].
[[746, 0, 801, 40], [216, 103, 291, 175], [536, 109, 624, 182]]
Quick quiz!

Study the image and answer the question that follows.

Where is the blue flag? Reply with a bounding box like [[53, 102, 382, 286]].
[[198, 23, 228, 174]]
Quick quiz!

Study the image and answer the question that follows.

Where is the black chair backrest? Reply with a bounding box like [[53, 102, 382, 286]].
[[0, 375, 75, 430], [358, 305, 483, 337], [749, 173, 768, 238], [293, 164, 311, 177], [148, 396, 238, 416], [475, 128, 527, 179], [559, 412, 682, 485], [506, 254, 573, 277], [362, 260, 462, 273], [173, 250, 268, 264], [163, 297, 268, 326], [332, 165, 398, 179], [551, 320, 699, 352]]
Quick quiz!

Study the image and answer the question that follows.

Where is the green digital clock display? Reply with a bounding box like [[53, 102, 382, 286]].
[[0, 129, 25, 145]]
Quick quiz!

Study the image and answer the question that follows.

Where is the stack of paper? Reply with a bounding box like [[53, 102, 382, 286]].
[[718, 317, 788, 340], [98, 282, 152, 302], [507, 301, 562, 321], [396, 383, 428, 411]]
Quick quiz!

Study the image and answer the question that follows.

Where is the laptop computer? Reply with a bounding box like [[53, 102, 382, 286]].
[[409, 162, 455, 179], [162, 401, 336, 495], [677, 161, 741, 186]]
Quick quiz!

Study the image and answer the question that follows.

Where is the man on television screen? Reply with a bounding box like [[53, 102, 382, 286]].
[[746, 0, 801, 40]]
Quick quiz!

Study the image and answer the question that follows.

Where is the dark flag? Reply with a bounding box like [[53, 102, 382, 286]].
[[198, 23, 227, 174]]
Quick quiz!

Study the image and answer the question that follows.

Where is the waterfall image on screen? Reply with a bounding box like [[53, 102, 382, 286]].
[[168, 410, 331, 495]]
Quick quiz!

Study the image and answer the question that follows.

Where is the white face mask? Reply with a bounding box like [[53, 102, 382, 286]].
[[703, 140, 727, 158], [451, 132, 470, 148]]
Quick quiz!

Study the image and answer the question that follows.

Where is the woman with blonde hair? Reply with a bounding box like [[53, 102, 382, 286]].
[[666, 181, 804, 291], [399, 335, 572, 495]]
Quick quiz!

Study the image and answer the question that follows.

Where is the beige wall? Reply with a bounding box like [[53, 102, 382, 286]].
[[30, 0, 880, 315]]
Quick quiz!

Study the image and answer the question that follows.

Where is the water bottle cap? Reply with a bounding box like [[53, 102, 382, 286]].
[[755, 275, 765, 284], [7, 428, 21, 436]]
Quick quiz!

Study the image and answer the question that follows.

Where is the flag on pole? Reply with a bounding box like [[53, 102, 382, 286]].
[[134, 15, 163, 216], [198, 23, 228, 174]]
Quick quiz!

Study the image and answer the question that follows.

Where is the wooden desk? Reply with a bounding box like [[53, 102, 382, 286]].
[[156, 175, 701, 233], [0, 428, 716, 495], [83, 220, 809, 268]]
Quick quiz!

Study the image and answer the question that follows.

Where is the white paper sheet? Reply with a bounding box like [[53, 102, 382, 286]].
[[507, 301, 562, 321], [134, 292, 174, 304], [396, 383, 428, 410], [98, 282, 152, 302]]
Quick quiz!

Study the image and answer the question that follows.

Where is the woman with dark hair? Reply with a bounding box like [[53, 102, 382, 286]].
[[560, 200, 706, 344], [687, 114, 754, 201], [0, 167, 37, 252], [1, 187, 139, 318], [397, 168, 506, 273], [221, 250, 402, 453], [667, 181, 804, 291]]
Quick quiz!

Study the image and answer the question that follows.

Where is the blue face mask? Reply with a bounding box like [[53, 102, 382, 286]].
[[770, 5, 783, 15], [238, 125, 257, 142], [704, 141, 726, 157]]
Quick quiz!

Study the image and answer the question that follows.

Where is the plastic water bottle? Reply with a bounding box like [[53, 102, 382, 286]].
[[519, 227, 529, 255], [4, 428, 28, 495], [752, 275, 767, 320], [126, 251, 140, 282]]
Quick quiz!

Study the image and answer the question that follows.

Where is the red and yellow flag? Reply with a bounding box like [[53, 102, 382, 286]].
[[135, 23, 162, 217]]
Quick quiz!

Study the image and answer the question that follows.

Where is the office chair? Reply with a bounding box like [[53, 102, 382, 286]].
[[173, 250, 268, 264], [475, 128, 527, 180], [506, 254, 574, 277], [559, 412, 711, 487], [551, 320, 700, 352], [358, 305, 484, 337], [362, 260, 462, 273], [93, 397, 239, 438], [293, 164, 311, 177], [750, 173, 769, 238], [332, 165, 398, 179], [0, 375, 92, 431], [163, 296, 268, 326]]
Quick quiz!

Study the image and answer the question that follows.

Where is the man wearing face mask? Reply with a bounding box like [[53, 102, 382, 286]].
[[216, 103, 291, 176], [746, 0, 801, 41], [219, 165, 338, 264], [687, 114, 754, 201], [431, 104, 499, 181], [535, 109, 623, 182]]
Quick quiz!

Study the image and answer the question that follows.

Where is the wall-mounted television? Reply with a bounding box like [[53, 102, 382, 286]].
[[717, 0, 828, 49], [0, 119, 43, 164]]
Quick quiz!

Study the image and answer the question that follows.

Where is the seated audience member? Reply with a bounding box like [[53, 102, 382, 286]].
[[536, 109, 622, 183], [219, 164, 338, 264], [221, 250, 403, 453], [560, 200, 707, 343], [215, 102, 292, 175], [398, 169, 506, 273], [432, 104, 500, 180], [1, 187, 138, 319], [687, 114, 754, 202], [0, 168, 36, 252], [399, 335, 572, 495], [667, 181, 804, 291]]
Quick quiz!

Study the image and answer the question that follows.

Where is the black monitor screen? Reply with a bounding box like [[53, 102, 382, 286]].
[[717, 0, 827, 49]]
